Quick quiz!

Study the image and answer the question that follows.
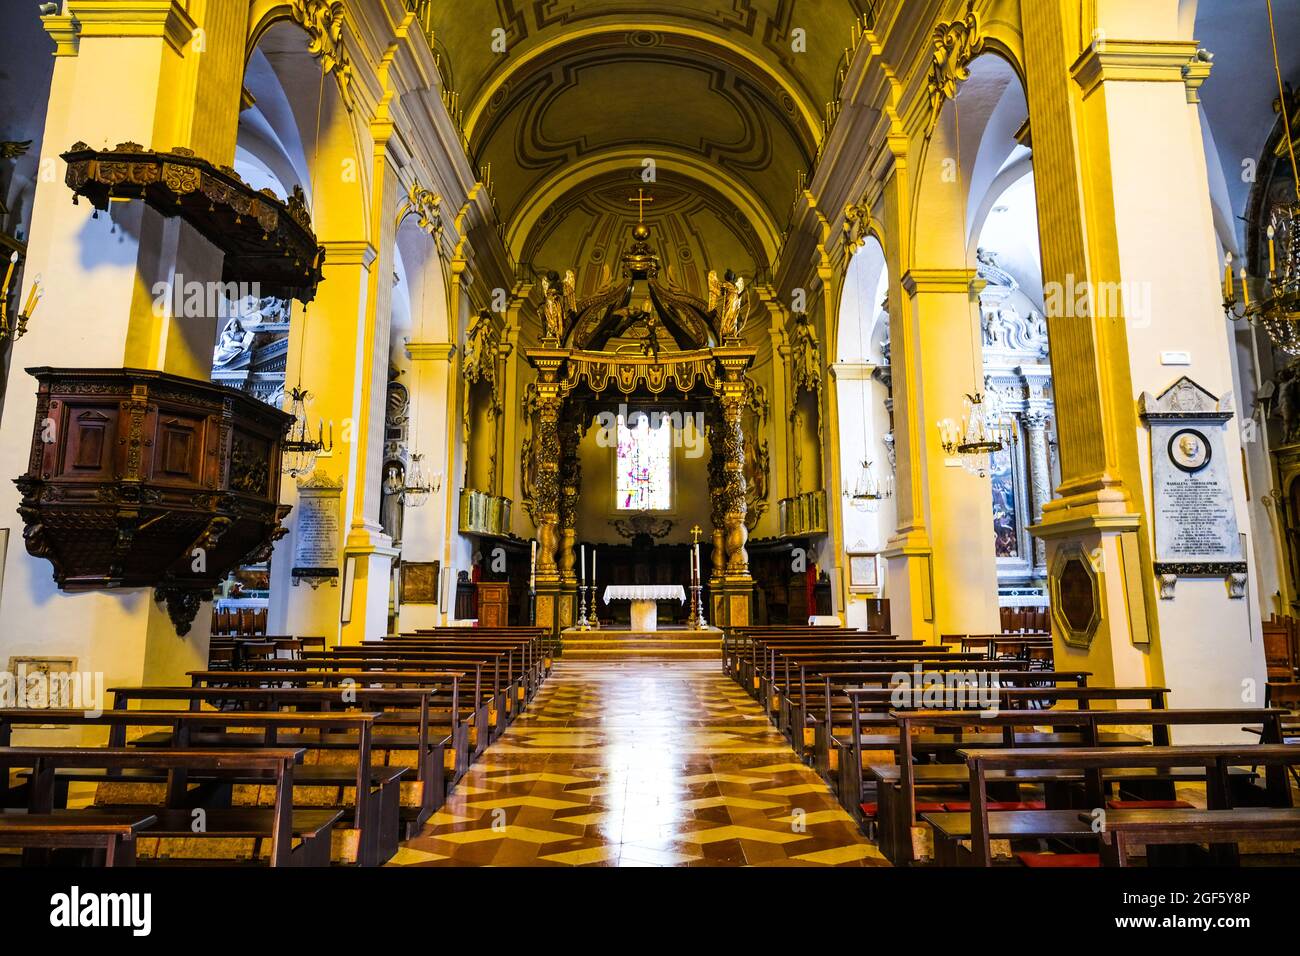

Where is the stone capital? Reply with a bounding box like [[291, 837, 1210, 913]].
[[405, 341, 456, 363], [901, 268, 978, 297], [1070, 40, 1203, 98], [66, 1, 197, 53], [320, 240, 378, 268]]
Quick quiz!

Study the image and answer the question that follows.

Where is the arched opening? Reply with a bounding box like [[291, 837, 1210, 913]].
[[834, 235, 894, 628], [214, 18, 367, 640], [961, 54, 1056, 625]]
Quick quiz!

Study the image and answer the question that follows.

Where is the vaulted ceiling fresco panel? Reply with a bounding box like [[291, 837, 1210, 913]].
[[523, 174, 767, 305], [473, 38, 814, 227], [431, 0, 874, 124]]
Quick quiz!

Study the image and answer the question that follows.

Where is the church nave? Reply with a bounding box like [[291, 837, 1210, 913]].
[[394, 659, 883, 867]]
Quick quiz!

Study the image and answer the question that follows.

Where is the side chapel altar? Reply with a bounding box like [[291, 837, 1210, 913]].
[[521, 209, 759, 639]]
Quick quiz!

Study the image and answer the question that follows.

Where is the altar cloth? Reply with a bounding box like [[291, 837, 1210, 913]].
[[601, 585, 687, 604]]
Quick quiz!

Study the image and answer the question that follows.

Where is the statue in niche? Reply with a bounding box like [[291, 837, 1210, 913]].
[[1273, 361, 1300, 443], [790, 312, 821, 394], [745, 437, 770, 530], [519, 383, 540, 520], [463, 309, 497, 385], [380, 460, 405, 545], [708, 269, 748, 339], [540, 270, 576, 341]]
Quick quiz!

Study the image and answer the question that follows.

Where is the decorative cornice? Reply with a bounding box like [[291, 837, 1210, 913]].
[[42, 13, 80, 56], [320, 239, 377, 267], [297, 471, 344, 492], [1030, 512, 1142, 541], [65, 1, 195, 53], [1181, 49, 1214, 105], [828, 361, 880, 382], [901, 267, 978, 296], [406, 341, 457, 363], [1070, 40, 1203, 98]]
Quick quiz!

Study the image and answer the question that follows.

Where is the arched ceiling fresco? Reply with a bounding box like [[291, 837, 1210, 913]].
[[425, 1, 876, 262]]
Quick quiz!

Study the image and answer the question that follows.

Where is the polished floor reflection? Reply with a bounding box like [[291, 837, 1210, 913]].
[[394, 659, 885, 866]]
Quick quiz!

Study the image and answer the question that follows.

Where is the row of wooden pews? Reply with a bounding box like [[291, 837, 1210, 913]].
[[727, 624, 1300, 867], [0, 626, 550, 867]]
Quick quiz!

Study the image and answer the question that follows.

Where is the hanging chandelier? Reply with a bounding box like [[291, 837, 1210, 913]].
[[402, 452, 437, 508], [1225, 204, 1300, 353], [938, 392, 1013, 478], [844, 458, 893, 512], [282, 384, 332, 478], [1224, 0, 1300, 353]]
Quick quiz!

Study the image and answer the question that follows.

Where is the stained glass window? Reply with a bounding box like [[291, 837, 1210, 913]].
[[615, 413, 672, 511]]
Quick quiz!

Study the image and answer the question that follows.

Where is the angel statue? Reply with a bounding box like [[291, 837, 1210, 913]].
[[540, 269, 576, 342], [708, 269, 747, 340]]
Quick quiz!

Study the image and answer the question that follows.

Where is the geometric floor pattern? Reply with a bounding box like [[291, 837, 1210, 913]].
[[392, 659, 888, 866]]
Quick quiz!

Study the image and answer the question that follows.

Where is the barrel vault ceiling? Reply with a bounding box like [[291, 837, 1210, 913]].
[[426, 1, 874, 297]]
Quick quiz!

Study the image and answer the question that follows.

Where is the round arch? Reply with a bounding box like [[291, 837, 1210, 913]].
[[507, 148, 783, 266]]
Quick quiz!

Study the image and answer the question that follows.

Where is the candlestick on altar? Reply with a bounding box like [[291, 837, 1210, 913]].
[[529, 539, 537, 590], [688, 524, 706, 629], [580, 543, 586, 584], [589, 549, 598, 628], [576, 581, 590, 630]]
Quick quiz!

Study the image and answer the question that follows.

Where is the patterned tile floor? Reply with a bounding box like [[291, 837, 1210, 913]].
[[393, 659, 887, 866]]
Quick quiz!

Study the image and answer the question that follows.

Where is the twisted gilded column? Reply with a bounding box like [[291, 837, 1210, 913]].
[[533, 391, 563, 580], [558, 413, 581, 584], [719, 390, 750, 573], [707, 406, 726, 579]]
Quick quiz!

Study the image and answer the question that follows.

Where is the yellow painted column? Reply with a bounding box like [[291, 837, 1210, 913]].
[[341, 142, 404, 643], [1023, 0, 1265, 721], [270, 241, 382, 643], [878, 155, 938, 642], [0, 1, 247, 703], [396, 341, 456, 630], [0, 0, 250, 702], [901, 268, 1000, 639]]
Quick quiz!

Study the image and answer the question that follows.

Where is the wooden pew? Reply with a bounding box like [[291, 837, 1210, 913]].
[[726, 627, 883, 680], [934, 743, 1300, 866], [0, 811, 157, 867], [390, 633, 545, 710], [854, 690, 1169, 862], [0, 708, 396, 866], [800, 668, 1093, 777], [186, 669, 470, 783], [883, 707, 1289, 865], [0, 745, 335, 867], [107, 685, 449, 832], [787, 662, 1079, 758], [256, 653, 499, 752]]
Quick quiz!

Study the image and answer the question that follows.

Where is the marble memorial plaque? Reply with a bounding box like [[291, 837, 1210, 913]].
[[292, 475, 342, 580], [1140, 377, 1242, 568]]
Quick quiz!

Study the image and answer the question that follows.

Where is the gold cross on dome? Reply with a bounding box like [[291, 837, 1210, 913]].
[[628, 188, 654, 222]]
